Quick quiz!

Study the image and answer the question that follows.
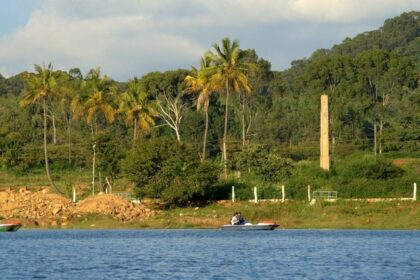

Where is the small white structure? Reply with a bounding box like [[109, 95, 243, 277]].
[[232, 186, 235, 202], [254, 187, 258, 203], [72, 186, 76, 203], [281, 185, 285, 202], [307, 185, 311, 201]]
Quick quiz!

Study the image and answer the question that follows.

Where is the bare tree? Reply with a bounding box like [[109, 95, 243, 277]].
[[157, 91, 184, 142]]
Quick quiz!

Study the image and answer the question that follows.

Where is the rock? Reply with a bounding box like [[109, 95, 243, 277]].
[[19, 187, 28, 193], [52, 207, 62, 215]]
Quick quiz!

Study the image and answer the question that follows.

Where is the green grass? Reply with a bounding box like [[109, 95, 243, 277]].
[[34, 200, 417, 230], [153, 200, 419, 229], [19, 199, 419, 230]]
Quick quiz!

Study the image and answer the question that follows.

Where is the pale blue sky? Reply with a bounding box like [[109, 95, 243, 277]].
[[0, 0, 419, 80], [0, 0, 41, 35]]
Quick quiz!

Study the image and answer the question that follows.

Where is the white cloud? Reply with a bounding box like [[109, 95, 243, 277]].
[[0, 0, 418, 80], [38, 0, 420, 24], [0, 7, 205, 80], [291, 0, 420, 22]]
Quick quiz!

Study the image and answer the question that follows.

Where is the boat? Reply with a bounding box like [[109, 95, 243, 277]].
[[0, 221, 22, 232], [220, 222, 279, 230]]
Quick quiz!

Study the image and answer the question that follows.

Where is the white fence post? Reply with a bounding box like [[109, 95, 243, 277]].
[[72, 186, 76, 203], [281, 185, 285, 202], [232, 185, 235, 202], [413, 183, 417, 201], [308, 185, 311, 201], [254, 187, 258, 203]]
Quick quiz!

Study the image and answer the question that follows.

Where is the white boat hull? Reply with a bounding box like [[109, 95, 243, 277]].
[[220, 224, 279, 230]]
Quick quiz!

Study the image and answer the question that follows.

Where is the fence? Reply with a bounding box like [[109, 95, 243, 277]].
[[312, 191, 338, 200], [230, 183, 417, 203], [114, 192, 134, 200]]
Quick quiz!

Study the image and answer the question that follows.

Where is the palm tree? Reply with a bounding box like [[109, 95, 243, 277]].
[[82, 68, 116, 134], [60, 69, 83, 166], [20, 63, 63, 194], [72, 68, 115, 194], [119, 78, 158, 142], [184, 53, 218, 161], [211, 38, 252, 177]]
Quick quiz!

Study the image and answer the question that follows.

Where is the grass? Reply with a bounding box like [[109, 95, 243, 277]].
[[31, 200, 419, 230], [0, 167, 133, 196], [0, 168, 90, 188]]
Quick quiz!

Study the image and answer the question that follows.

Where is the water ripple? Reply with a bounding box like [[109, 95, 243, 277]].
[[0, 229, 419, 279]]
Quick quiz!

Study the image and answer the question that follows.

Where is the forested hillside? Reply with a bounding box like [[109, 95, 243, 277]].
[[0, 12, 418, 204]]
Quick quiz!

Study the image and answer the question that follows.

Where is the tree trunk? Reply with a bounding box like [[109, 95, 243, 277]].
[[223, 79, 229, 178], [241, 95, 246, 147], [92, 143, 96, 195], [202, 110, 209, 162], [175, 127, 181, 142], [68, 118, 72, 166], [379, 119, 383, 155], [43, 99, 62, 194], [133, 117, 138, 142], [373, 122, 377, 156], [94, 115, 98, 136], [51, 113, 57, 145]]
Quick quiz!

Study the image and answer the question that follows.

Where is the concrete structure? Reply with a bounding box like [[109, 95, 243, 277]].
[[320, 95, 330, 171]]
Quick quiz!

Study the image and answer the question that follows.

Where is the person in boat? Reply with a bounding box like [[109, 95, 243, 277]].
[[230, 212, 246, 225]]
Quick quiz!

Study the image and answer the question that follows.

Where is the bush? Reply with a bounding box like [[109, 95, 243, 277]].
[[232, 146, 294, 183], [336, 154, 403, 180], [96, 133, 125, 183], [285, 161, 331, 199], [122, 138, 221, 205]]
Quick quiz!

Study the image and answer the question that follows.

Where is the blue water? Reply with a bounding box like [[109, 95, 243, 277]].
[[0, 230, 419, 279]]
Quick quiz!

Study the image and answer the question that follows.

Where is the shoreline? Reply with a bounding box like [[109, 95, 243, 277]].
[[9, 199, 418, 231]]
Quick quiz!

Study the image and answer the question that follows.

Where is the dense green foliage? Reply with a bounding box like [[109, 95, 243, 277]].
[[0, 12, 419, 203], [123, 138, 221, 205]]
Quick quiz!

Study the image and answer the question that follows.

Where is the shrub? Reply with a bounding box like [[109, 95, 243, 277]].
[[285, 161, 330, 199], [336, 154, 404, 180], [122, 138, 221, 205], [96, 133, 125, 184], [233, 146, 294, 183]]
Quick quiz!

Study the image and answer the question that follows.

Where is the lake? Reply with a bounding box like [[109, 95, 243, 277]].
[[0, 229, 419, 279]]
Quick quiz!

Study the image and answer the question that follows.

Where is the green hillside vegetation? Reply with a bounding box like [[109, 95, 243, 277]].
[[0, 12, 419, 206]]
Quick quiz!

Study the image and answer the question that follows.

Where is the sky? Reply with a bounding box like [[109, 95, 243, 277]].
[[0, 0, 419, 81]]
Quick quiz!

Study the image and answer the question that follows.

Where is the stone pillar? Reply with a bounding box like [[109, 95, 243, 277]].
[[320, 95, 330, 171]]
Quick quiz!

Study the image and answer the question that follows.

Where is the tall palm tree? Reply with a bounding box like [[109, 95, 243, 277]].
[[82, 68, 116, 134], [20, 63, 63, 194], [211, 38, 252, 177], [185, 53, 218, 161], [119, 78, 158, 142], [72, 68, 115, 194], [60, 69, 83, 166]]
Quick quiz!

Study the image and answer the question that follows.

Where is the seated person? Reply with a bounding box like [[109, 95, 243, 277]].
[[230, 212, 246, 225]]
